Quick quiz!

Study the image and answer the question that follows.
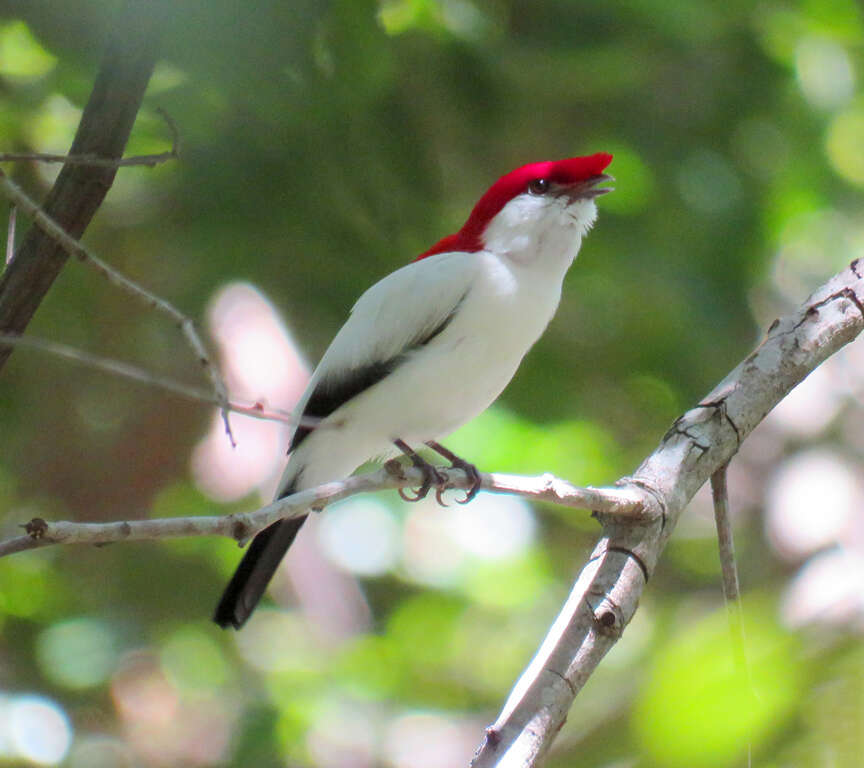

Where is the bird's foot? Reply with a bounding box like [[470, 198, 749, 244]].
[[447, 456, 482, 504], [399, 460, 448, 504], [392, 439, 449, 505], [425, 441, 482, 504]]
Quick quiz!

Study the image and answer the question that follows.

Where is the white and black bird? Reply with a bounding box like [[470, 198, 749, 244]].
[[214, 153, 614, 629]]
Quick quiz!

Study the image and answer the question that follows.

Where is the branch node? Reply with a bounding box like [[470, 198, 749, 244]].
[[606, 545, 650, 584], [796, 286, 864, 331], [483, 726, 501, 747], [618, 477, 667, 526], [839, 286, 864, 319], [155, 106, 181, 158], [23, 517, 48, 539], [384, 459, 406, 480], [229, 516, 250, 545]]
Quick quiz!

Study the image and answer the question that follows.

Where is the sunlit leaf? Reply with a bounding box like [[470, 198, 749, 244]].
[[0, 21, 56, 79]]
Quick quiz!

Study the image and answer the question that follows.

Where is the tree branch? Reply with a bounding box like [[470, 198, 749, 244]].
[[0, 468, 643, 558], [469, 258, 864, 767], [0, 0, 168, 373]]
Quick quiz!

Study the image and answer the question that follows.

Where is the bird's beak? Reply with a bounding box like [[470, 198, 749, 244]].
[[563, 173, 615, 201]]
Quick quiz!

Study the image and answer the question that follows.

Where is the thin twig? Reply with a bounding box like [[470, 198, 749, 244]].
[[0, 332, 321, 427], [0, 468, 648, 559], [0, 151, 177, 169], [0, 170, 234, 445], [710, 468, 743, 622], [0, 107, 180, 169], [710, 464, 754, 768], [5, 204, 15, 266], [710, 465, 751, 677]]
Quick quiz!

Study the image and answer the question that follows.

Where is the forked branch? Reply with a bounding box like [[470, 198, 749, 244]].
[[0, 0, 168, 373], [0, 170, 234, 444], [469, 258, 864, 767]]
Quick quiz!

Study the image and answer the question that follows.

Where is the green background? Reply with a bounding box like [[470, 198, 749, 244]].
[[0, 0, 862, 766]]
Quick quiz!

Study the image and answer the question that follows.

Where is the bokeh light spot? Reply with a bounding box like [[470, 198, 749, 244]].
[[765, 448, 860, 559], [782, 547, 864, 628], [383, 711, 477, 768], [826, 107, 864, 185], [8, 695, 72, 765], [452, 493, 535, 561], [318, 497, 401, 576], [795, 37, 854, 110], [160, 627, 229, 695], [26, 94, 80, 154], [191, 282, 309, 502], [235, 609, 326, 675], [37, 617, 118, 690]]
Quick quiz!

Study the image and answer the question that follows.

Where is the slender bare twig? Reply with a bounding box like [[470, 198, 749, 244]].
[[0, 169, 234, 445], [0, 107, 180, 169], [0, 332, 320, 427], [0, 151, 177, 169], [0, 468, 646, 558], [711, 464, 753, 768], [710, 466, 747, 668], [5, 205, 15, 266]]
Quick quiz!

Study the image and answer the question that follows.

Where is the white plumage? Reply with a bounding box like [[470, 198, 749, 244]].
[[281, 194, 599, 493]]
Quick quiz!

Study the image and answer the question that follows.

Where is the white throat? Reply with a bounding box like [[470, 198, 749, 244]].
[[481, 194, 598, 268]]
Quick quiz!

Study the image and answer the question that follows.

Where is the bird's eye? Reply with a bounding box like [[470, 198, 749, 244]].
[[528, 178, 550, 195]]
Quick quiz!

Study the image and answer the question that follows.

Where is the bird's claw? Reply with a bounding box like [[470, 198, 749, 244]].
[[453, 461, 482, 504], [399, 485, 424, 502], [422, 441, 481, 505], [398, 464, 448, 504]]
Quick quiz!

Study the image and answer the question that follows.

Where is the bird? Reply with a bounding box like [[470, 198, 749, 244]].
[[214, 152, 614, 629]]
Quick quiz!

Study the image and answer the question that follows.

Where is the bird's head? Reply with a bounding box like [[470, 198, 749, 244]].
[[417, 153, 613, 261]]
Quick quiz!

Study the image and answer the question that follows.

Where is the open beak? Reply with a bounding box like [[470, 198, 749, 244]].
[[564, 173, 615, 201]]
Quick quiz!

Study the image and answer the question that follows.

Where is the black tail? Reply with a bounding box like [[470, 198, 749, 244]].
[[214, 488, 307, 629]]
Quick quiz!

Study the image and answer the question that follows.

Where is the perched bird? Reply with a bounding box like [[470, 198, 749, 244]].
[[214, 153, 614, 629]]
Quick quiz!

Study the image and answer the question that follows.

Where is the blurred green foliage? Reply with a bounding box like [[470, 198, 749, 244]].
[[0, 0, 863, 766]]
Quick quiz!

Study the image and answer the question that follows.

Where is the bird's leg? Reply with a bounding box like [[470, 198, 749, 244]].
[[392, 439, 448, 504], [425, 441, 482, 504]]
